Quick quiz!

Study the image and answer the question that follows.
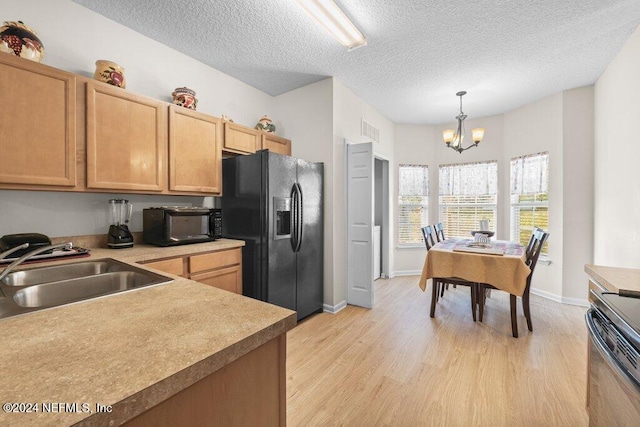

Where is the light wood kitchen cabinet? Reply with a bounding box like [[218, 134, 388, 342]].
[[223, 122, 260, 154], [1, 56, 270, 196], [138, 247, 243, 294], [86, 81, 166, 192], [168, 106, 223, 194], [190, 265, 242, 294], [190, 248, 243, 294], [261, 132, 291, 156], [142, 257, 187, 278], [0, 54, 76, 188], [123, 334, 286, 426], [189, 248, 241, 273]]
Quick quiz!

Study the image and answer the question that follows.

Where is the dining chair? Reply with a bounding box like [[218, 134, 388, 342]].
[[525, 226, 543, 257], [430, 276, 478, 322], [433, 222, 446, 243], [478, 229, 549, 337], [421, 225, 442, 302], [432, 222, 456, 296], [423, 226, 479, 321], [421, 226, 436, 250]]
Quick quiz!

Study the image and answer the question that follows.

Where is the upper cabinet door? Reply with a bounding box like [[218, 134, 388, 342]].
[[261, 133, 291, 156], [223, 122, 260, 154], [168, 106, 223, 194], [0, 56, 76, 187], [86, 81, 165, 192]]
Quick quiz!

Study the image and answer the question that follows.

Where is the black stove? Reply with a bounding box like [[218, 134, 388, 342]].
[[591, 289, 640, 352], [588, 288, 640, 389]]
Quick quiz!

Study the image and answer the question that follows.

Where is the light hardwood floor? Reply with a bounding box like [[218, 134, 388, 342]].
[[287, 276, 589, 426]]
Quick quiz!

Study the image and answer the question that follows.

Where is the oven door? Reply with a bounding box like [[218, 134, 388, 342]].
[[586, 308, 640, 426]]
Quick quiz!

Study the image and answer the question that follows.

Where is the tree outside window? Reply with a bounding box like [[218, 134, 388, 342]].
[[510, 152, 549, 254]]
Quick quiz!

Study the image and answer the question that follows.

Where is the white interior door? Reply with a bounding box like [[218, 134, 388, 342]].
[[347, 142, 374, 308]]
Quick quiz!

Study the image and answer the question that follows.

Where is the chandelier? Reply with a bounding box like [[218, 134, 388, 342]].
[[442, 91, 485, 153]]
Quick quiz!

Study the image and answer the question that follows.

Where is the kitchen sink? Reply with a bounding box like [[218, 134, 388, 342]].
[[0, 258, 173, 319], [2, 259, 130, 287]]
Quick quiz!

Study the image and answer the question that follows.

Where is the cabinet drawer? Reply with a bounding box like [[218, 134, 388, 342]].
[[190, 248, 242, 274], [191, 265, 242, 294], [142, 257, 186, 277]]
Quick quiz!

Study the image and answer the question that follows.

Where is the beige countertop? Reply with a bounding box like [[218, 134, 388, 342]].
[[585, 264, 640, 292], [0, 239, 297, 426], [49, 238, 247, 264]]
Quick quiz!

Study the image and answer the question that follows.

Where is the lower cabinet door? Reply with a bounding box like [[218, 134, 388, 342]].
[[191, 265, 242, 294]]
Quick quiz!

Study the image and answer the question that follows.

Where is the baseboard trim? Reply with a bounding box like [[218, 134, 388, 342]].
[[530, 288, 589, 307], [560, 296, 590, 307], [530, 288, 562, 303], [393, 270, 421, 276], [323, 300, 347, 314]]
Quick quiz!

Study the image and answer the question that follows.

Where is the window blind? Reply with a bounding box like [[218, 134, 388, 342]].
[[510, 152, 549, 253], [398, 164, 428, 245], [439, 161, 497, 238]]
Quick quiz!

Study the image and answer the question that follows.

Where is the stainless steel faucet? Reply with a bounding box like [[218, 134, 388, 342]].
[[0, 243, 30, 261], [0, 242, 73, 284]]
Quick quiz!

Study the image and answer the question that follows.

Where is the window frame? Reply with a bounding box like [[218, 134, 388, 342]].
[[438, 160, 498, 239], [509, 152, 549, 255], [397, 164, 429, 247]]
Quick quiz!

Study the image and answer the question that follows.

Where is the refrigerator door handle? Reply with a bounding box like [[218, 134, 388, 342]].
[[290, 184, 299, 251], [295, 183, 303, 252]]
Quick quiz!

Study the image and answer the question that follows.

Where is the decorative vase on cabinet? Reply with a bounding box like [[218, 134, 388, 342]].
[[171, 87, 198, 110], [0, 21, 44, 62], [94, 60, 126, 88]]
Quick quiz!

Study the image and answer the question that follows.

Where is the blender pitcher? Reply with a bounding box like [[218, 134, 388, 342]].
[[108, 199, 134, 248]]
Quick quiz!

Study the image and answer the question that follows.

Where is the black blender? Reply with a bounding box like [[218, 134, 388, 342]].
[[108, 199, 134, 249]]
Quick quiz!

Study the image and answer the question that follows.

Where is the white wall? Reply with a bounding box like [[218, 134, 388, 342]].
[[333, 80, 395, 306], [436, 114, 506, 234], [29, 0, 273, 124], [1, 1, 398, 311], [393, 124, 435, 275], [594, 26, 640, 268], [393, 115, 504, 275], [275, 78, 396, 308], [273, 79, 335, 305], [503, 93, 564, 298], [2, 0, 610, 306], [562, 87, 595, 302], [394, 90, 595, 304], [0, 191, 202, 237], [1, 0, 274, 238]]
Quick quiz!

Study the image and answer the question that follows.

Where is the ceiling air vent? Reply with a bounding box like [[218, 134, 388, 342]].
[[361, 119, 380, 143]]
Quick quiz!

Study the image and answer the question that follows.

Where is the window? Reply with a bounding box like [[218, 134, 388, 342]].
[[439, 161, 498, 238], [398, 164, 429, 245], [510, 152, 549, 254]]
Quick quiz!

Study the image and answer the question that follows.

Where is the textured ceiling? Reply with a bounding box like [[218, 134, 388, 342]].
[[73, 0, 640, 124]]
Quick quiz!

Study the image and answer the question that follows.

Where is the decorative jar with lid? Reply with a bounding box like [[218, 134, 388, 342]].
[[0, 21, 44, 62], [255, 115, 276, 133], [172, 87, 198, 110]]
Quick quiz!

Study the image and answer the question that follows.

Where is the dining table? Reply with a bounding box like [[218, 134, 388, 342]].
[[418, 237, 531, 297]]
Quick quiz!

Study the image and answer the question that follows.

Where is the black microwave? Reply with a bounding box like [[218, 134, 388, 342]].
[[143, 207, 222, 246]]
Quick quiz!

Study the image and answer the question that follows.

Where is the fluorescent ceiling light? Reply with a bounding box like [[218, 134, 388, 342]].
[[294, 0, 367, 50]]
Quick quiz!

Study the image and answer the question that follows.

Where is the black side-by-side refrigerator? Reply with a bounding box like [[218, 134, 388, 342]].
[[221, 150, 324, 321]]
